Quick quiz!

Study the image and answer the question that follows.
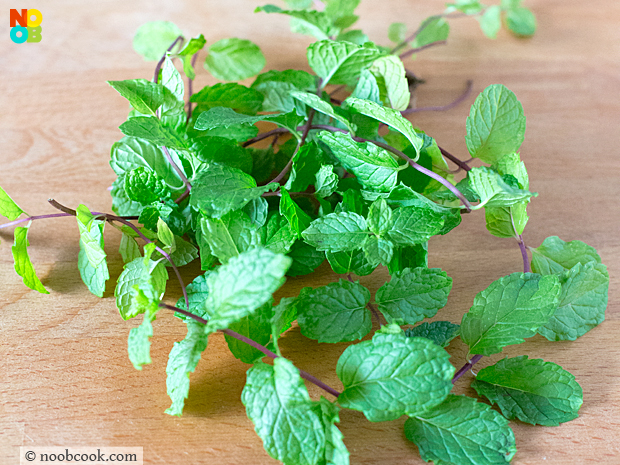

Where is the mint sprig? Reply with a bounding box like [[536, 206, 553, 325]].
[[0, 1, 607, 464]]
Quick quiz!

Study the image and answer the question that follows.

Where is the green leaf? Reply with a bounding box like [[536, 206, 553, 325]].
[[344, 97, 422, 153], [176, 34, 207, 79], [115, 256, 168, 320], [271, 297, 298, 339], [160, 58, 185, 117], [191, 83, 264, 115], [506, 7, 537, 37], [386, 204, 445, 246], [194, 106, 294, 132], [412, 17, 450, 48], [225, 301, 272, 363], [405, 321, 460, 348], [200, 210, 260, 263], [317, 131, 401, 192], [0, 185, 25, 221], [530, 236, 601, 275], [242, 358, 326, 465], [307, 40, 384, 87], [128, 310, 156, 370], [125, 166, 171, 204], [204, 38, 266, 81], [387, 243, 428, 274], [175, 273, 211, 319], [133, 21, 183, 61], [279, 188, 313, 238], [108, 79, 163, 116], [538, 262, 609, 341], [388, 22, 407, 43], [465, 84, 526, 164], [317, 399, 350, 465], [256, 6, 337, 41], [367, 198, 392, 236], [362, 235, 394, 267], [287, 241, 325, 277], [205, 248, 291, 331], [336, 29, 368, 45], [376, 267, 452, 325], [302, 211, 368, 252], [314, 165, 339, 198], [296, 279, 371, 343], [351, 69, 381, 104], [369, 55, 410, 111], [479, 5, 502, 39], [251, 69, 316, 113], [262, 212, 297, 255], [472, 356, 583, 426], [284, 141, 327, 193], [326, 248, 375, 276], [75, 205, 109, 297], [291, 91, 356, 133], [324, 0, 360, 19], [460, 272, 561, 356], [404, 394, 516, 465], [156, 217, 176, 254], [165, 320, 209, 415], [337, 331, 454, 421], [119, 116, 187, 150], [119, 232, 142, 264], [11, 225, 48, 294], [467, 166, 535, 209], [190, 164, 277, 218]]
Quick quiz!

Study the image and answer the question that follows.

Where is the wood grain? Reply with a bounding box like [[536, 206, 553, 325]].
[[1, 0, 619, 463]]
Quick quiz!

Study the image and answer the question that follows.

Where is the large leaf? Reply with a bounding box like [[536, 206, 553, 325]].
[[405, 394, 516, 465], [386, 204, 445, 246], [530, 236, 601, 275], [119, 116, 188, 150], [472, 356, 583, 426], [200, 210, 260, 263], [108, 79, 164, 116], [115, 256, 168, 320], [302, 212, 368, 252], [369, 55, 410, 111], [190, 83, 264, 115], [460, 272, 561, 355], [337, 330, 454, 421], [133, 21, 183, 61], [204, 38, 266, 81], [467, 166, 535, 209]]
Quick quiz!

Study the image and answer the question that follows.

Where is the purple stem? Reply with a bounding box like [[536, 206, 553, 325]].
[[439, 146, 472, 172], [186, 53, 200, 124], [452, 354, 483, 384], [160, 303, 341, 398], [153, 35, 184, 84], [402, 80, 473, 115], [518, 235, 531, 273], [47, 199, 189, 310], [0, 212, 140, 230], [391, 12, 470, 55], [400, 40, 447, 60], [242, 127, 291, 148]]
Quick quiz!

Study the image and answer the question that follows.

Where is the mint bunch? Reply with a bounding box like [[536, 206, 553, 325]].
[[0, 1, 609, 464]]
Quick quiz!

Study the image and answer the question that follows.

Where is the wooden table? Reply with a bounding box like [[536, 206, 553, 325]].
[[1, 1, 618, 463]]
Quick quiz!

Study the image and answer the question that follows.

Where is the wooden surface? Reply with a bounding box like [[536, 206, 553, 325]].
[[1, 1, 619, 463]]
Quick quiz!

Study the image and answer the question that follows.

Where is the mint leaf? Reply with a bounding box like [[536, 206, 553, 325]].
[[388, 22, 407, 43], [506, 7, 537, 37], [405, 321, 460, 348], [386, 204, 445, 246], [376, 267, 452, 325], [291, 91, 356, 133], [344, 97, 422, 153], [307, 40, 384, 87], [296, 279, 372, 343], [175, 273, 210, 319], [190, 83, 264, 115], [271, 297, 297, 339], [194, 106, 297, 132], [302, 211, 368, 252], [337, 331, 454, 421], [242, 358, 326, 465], [115, 255, 168, 320], [204, 38, 265, 81], [256, 6, 337, 41], [11, 225, 48, 294], [160, 57, 185, 117], [314, 165, 339, 198], [460, 272, 561, 356], [119, 232, 141, 264], [0, 185, 25, 221], [465, 84, 526, 164], [225, 301, 272, 363], [193, 136, 254, 174], [251, 69, 316, 113], [75, 205, 109, 297], [108, 79, 164, 116], [127, 278, 162, 370], [190, 164, 277, 218], [479, 5, 502, 39], [412, 17, 449, 48], [467, 166, 535, 209], [538, 262, 609, 341], [200, 210, 260, 263], [326, 248, 375, 276], [285, 141, 327, 193], [205, 248, 291, 332], [164, 235, 198, 267], [317, 398, 350, 465], [362, 235, 394, 266], [119, 116, 187, 150], [165, 320, 209, 416], [367, 198, 393, 235], [530, 236, 601, 275], [404, 394, 516, 465], [472, 356, 583, 426], [176, 34, 207, 79], [279, 188, 313, 238], [287, 242, 325, 277], [387, 243, 428, 274], [369, 55, 410, 111], [133, 21, 183, 61], [125, 167, 171, 204], [317, 131, 401, 192], [262, 212, 296, 255]]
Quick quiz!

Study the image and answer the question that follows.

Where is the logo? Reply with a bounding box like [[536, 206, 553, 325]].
[[9, 9, 42, 43]]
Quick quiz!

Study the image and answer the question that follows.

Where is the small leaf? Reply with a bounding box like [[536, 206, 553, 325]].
[[225, 301, 272, 363], [388, 22, 407, 43], [472, 356, 583, 426], [506, 7, 537, 37], [0, 185, 25, 221], [119, 116, 187, 150], [200, 210, 260, 264], [302, 211, 368, 252], [315, 165, 339, 198], [108, 79, 164, 116], [404, 394, 516, 465], [296, 279, 372, 343], [176, 34, 207, 79], [11, 225, 48, 294], [405, 321, 460, 348], [412, 17, 450, 48], [479, 5, 502, 39], [386, 204, 445, 246], [133, 21, 183, 61], [204, 38, 266, 81], [75, 205, 109, 297], [291, 91, 356, 133], [125, 166, 171, 204], [115, 256, 168, 320], [367, 198, 392, 236], [191, 82, 264, 115], [369, 55, 410, 111], [530, 236, 601, 275], [280, 188, 313, 238], [467, 166, 535, 209], [362, 235, 394, 267]]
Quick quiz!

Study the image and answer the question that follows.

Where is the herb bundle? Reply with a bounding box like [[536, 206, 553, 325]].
[[0, 1, 609, 464]]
